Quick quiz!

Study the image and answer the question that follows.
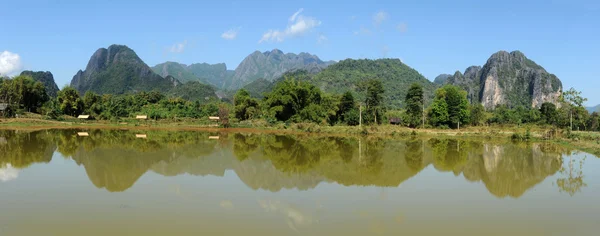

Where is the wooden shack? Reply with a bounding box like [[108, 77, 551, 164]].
[[389, 117, 402, 125]]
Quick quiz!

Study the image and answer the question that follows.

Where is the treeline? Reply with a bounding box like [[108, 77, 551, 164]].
[[0, 75, 225, 120], [1, 74, 598, 132]]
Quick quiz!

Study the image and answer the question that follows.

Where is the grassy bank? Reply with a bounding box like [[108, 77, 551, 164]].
[[1, 117, 598, 155]]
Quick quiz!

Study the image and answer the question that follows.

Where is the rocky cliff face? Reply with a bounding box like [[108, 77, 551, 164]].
[[186, 63, 233, 88], [19, 71, 60, 97], [227, 49, 331, 89], [445, 51, 562, 109], [71, 45, 178, 95]]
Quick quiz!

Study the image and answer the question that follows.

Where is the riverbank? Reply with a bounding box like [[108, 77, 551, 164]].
[[1, 117, 598, 155]]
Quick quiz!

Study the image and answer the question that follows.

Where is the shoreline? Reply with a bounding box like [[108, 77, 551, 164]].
[[1, 118, 598, 156]]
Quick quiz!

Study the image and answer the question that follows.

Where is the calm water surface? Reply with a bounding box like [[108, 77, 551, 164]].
[[0, 129, 598, 235]]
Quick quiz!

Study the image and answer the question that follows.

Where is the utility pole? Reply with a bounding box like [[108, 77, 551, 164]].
[[359, 104, 362, 128], [570, 110, 573, 131]]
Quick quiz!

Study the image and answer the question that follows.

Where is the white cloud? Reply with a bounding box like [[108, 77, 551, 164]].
[[0, 51, 22, 76], [169, 40, 187, 53], [373, 11, 389, 26], [0, 164, 19, 182], [259, 8, 321, 43], [221, 27, 241, 40], [397, 22, 408, 33], [317, 34, 328, 44], [289, 8, 304, 22]]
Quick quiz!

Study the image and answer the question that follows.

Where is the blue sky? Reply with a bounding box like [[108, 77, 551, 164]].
[[1, 0, 599, 105]]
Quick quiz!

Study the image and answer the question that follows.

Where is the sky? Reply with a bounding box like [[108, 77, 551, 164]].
[[1, 0, 599, 105]]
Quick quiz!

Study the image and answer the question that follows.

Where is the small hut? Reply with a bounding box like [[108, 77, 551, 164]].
[[77, 115, 93, 120], [389, 117, 402, 125]]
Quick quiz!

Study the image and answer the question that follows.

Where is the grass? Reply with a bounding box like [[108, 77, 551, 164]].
[[1, 117, 598, 156]]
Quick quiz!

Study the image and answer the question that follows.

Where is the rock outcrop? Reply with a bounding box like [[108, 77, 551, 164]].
[[71, 45, 178, 95], [444, 51, 562, 109], [226, 49, 331, 89]]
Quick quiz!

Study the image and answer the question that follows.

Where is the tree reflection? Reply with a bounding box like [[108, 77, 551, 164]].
[[0, 130, 55, 168], [404, 139, 424, 172], [0, 129, 581, 197], [556, 155, 587, 196]]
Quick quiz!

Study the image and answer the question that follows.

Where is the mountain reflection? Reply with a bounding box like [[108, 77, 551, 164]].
[[0, 130, 574, 197]]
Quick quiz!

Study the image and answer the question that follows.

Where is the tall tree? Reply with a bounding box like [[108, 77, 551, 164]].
[[561, 88, 588, 130], [57, 86, 83, 117], [540, 102, 558, 125], [405, 83, 424, 128], [469, 103, 486, 126], [234, 89, 259, 120], [364, 79, 384, 124], [428, 85, 469, 128], [338, 91, 356, 124]]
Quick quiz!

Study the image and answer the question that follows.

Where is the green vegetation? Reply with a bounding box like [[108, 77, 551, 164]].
[[309, 58, 436, 109], [234, 89, 260, 120], [404, 83, 424, 128], [168, 81, 218, 102], [428, 85, 469, 128], [0, 75, 49, 116]]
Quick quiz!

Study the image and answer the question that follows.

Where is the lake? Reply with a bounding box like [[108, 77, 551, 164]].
[[0, 129, 598, 235]]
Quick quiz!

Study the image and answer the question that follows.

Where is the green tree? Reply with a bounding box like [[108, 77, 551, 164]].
[[540, 102, 558, 125], [561, 88, 588, 131], [428, 96, 449, 127], [57, 86, 83, 117], [264, 78, 335, 123], [364, 79, 385, 124], [83, 91, 102, 116], [0, 75, 48, 113], [404, 83, 424, 128], [587, 112, 599, 131], [234, 89, 260, 120], [337, 91, 356, 124], [428, 85, 469, 128], [469, 103, 486, 126]]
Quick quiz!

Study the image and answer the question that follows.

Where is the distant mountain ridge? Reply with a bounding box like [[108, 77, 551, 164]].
[[226, 49, 333, 89], [151, 62, 234, 88], [71, 44, 179, 95], [442, 51, 562, 109], [587, 105, 600, 113], [240, 58, 437, 109], [433, 74, 452, 85], [152, 49, 331, 90]]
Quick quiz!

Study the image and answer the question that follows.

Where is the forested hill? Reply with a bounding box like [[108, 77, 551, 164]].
[[310, 59, 436, 108], [20, 71, 60, 98], [71, 45, 179, 95], [240, 58, 436, 109]]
